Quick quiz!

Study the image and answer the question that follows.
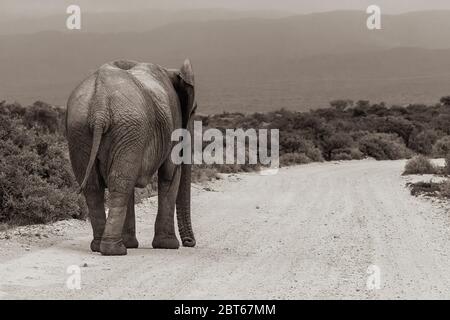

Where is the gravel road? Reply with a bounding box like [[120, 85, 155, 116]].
[[0, 159, 449, 299]]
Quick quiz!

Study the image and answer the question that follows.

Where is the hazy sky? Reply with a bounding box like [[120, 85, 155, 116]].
[[2, 0, 450, 16]]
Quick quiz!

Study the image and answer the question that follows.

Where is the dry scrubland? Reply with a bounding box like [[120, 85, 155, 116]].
[[1, 98, 450, 226]]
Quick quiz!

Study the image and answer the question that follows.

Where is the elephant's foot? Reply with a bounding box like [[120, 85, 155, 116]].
[[181, 236, 196, 248], [100, 239, 127, 256], [90, 239, 101, 252], [152, 234, 180, 249], [122, 235, 139, 249]]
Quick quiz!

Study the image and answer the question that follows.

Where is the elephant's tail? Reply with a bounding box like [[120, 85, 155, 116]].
[[78, 70, 111, 194], [78, 121, 104, 194]]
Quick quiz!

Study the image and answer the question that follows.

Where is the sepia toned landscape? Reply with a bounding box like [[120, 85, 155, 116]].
[[1, 0, 450, 301]]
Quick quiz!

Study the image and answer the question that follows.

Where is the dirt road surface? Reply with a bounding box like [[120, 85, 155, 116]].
[[1, 159, 449, 299]]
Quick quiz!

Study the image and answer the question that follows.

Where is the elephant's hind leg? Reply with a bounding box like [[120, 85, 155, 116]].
[[100, 189, 130, 256], [70, 141, 106, 253], [122, 191, 139, 248], [152, 160, 181, 249], [84, 188, 106, 252], [101, 159, 141, 256]]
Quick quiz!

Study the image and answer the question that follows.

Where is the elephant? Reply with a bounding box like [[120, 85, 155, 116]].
[[65, 59, 197, 255]]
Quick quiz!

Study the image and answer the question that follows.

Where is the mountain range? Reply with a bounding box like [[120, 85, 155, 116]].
[[1, 10, 450, 112]]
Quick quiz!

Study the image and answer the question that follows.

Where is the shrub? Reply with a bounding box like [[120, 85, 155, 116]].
[[403, 155, 437, 175], [330, 99, 352, 111], [350, 148, 365, 160], [330, 147, 364, 161], [359, 133, 412, 160], [445, 153, 450, 175], [376, 116, 415, 144], [432, 136, 450, 157], [432, 114, 450, 135], [23, 101, 62, 134], [280, 135, 323, 162], [408, 129, 440, 155], [280, 153, 312, 166], [409, 179, 450, 198], [306, 146, 325, 162], [441, 180, 450, 198], [331, 151, 352, 161], [0, 102, 86, 225], [407, 181, 442, 197], [321, 132, 354, 160]]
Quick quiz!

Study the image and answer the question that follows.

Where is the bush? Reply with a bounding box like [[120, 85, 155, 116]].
[[376, 116, 415, 144], [441, 180, 450, 198], [407, 181, 442, 197], [321, 133, 354, 160], [349, 148, 365, 160], [330, 147, 364, 161], [408, 179, 450, 198], [445, 154, 450, 175], [331, 151, 352, 161], [403, 155, 437, 175], [23, 101, 63, 134], [330, 99, 352, 111], [0, 102, 86, 225], [432, 136, 450, 157], [306, 147, 325, 162], [280, 153, 312, 166], [359, 133, 412, 160], [280, 135, 324, 162], [408, 129, 440, 155]]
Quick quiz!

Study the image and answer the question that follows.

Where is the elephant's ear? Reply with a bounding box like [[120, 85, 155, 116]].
[[170, 59, 196, 129], [179, 59, 195, 87]]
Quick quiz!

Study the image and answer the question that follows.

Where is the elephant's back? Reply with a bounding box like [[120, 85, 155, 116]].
[[96, 61, 176, 176], [66, 60, 178, 189], [127, 62, 176, 116], [66, 73, 97, 134]]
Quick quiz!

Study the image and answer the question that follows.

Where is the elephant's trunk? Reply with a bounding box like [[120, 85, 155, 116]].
[[176, 162, 196, 247]]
